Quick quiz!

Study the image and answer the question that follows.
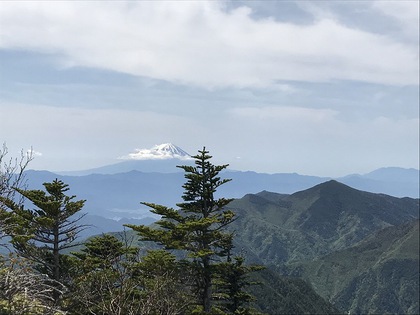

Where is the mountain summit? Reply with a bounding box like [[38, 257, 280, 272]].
[[121, 143, 192, 161], [57, 143, 193, 175]]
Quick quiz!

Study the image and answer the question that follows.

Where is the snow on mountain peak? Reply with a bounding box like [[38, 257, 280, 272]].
[[120, 143, 192, 160]]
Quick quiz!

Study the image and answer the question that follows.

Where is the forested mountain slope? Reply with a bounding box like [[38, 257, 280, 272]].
[[227, 180, 419, 265], [249, 268, 341, 314], [289, 220, 419, 314], [226, 181, 419, 314]]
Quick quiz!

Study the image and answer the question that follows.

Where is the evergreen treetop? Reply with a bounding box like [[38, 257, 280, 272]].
[[127, 147, 261, 313]]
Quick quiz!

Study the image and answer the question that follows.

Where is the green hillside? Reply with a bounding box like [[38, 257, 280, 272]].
[[227, 180, 419, 266], [290, 220, 419, 314], [226, 181, 419, 313], [249, 267, 341, 314]]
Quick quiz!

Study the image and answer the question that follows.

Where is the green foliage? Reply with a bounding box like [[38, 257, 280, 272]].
[[248, 267, 341, 314], [135, 249, 191, 314], [72, 233, 136, 268], [127, 148, 262, 314], [69, 235, 190, 315], [215, 256, 265, 314], [68, 234, 142, 314], [0, 179, 85, 305]]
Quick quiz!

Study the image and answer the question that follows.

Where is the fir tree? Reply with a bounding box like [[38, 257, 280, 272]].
[[70, 235, 189, 315], [127, 148, 240, 313], [135, 249, 191, 314], [215, 256, 264, 314], [0, 179, 86, 303], [69, 234, 142, 315]]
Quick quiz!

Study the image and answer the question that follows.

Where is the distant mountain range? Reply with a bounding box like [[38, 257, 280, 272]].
[[338, 167, 419, 198], [59, 143, 193, 175], [25, 166, 419, 223], [56, 144, 419, 199], [20, 143, 419, 238]]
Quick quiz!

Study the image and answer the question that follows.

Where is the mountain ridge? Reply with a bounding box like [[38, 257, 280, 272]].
[[20, 167, 419, 239], [227, 181, 419, 264], [53, 165, 419, 198], [51, 144, 418, 198], [226, 184, 419, 314]]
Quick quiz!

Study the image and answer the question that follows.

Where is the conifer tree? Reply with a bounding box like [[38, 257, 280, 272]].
[[215, 256, 264, 314], [135, 249, 190, 314], [127, 148, 237, 313], [70, 235, 189, 315], [0, 179, 86, 303], [69, 234, 142, 315]]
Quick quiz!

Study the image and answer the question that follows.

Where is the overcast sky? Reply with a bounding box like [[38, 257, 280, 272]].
[[0, 1, 418, 177]]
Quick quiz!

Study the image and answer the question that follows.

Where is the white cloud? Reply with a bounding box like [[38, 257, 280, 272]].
[[120, 143, 192, 160], [27, 148, 43, 157], [0, 1, 417, 88], [121, 148, 171, 160]]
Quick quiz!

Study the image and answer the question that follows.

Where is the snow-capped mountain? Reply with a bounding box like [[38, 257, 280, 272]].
[[121, 143, 192, 161], [58, 144, 193, 175]]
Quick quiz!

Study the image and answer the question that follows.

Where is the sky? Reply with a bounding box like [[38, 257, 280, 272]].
[[0, 0, 418, 177]]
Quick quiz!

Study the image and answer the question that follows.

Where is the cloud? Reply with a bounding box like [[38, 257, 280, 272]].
[[372, 0, 419, 40], [119, 144, 192, 160], [120, 148, 171, 160], [231, 105, 336, 118], [0, 1, 417, 88], [27, 149, 43, 157], [229, 106, 338, 125], [224, 105, 419, 175]]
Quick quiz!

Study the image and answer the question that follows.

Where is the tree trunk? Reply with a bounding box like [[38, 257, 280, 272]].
[[53, 221, 60, 303], [203, 256, 212, 313]]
